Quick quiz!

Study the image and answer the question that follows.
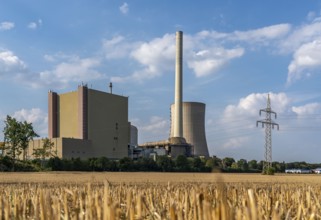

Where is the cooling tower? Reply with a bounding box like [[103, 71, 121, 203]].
[[170, 102, 209, 157]]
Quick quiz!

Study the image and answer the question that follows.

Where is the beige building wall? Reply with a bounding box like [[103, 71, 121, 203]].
[[27, 138, 93, 159], [44, 86, 130, 160], [27, 138, 63, 159], [58, 91, 79, 138], [87, 89, 129, 159]]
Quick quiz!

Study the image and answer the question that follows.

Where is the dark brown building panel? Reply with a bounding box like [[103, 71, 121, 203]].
[[48, 91, 58, 138]]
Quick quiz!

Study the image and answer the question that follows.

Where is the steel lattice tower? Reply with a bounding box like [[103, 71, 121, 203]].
[[256, 94, 279, 172]]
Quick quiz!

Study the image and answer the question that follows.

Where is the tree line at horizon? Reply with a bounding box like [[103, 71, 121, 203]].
[[1, 115, 321, 172]]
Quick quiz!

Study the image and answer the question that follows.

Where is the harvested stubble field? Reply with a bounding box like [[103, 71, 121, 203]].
[[0, 172, 320, 219]]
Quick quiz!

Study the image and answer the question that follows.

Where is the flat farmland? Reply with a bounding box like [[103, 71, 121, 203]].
[[0, 172, 320, 184], [0, 172, 320, 219]]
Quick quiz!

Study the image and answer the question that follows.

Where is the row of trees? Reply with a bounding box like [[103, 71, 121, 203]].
[[0, 155, 211, 172], [1, 115, 321, 172], [2, 153, 321, 173]]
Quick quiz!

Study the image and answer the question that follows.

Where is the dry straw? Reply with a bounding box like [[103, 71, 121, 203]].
[[0, 179, 320, 219]]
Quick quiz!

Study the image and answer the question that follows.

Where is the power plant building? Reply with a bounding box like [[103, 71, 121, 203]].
[[27, 85, 130, 159], [140, 31, 210, 158], [25, 30, 209, 160]]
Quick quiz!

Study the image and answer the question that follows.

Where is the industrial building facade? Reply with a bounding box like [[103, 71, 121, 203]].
[[28, 85, 130, 159]]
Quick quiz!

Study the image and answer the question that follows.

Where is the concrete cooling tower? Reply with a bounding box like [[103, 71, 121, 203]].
[[170, 102, 209, 157]]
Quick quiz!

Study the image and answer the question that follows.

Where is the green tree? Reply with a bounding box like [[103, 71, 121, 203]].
[[156, 156, 174, 172], [119, 157, 133, 171], [205, 156, 222, 170], [3, 115, 38, 161], [33, 138, 56, 167], [3, 116, 22, 161], [248, 160, 258, 170], [231, 162, 239, 169], [46, 157, 64, 171], [175, 155, 190, 172], [237, 159, 248, 171], [192, 157, 205, 171], [0, 142, 4, 157], [20, 121, 39, 160], [89, 157, 110, 171], [222, 157, 235, 169]]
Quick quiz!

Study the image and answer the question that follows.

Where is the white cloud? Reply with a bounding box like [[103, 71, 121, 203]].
[[0, 50, 105, 89], [211, 92, 321, 161], [111, 33, 176, 83], [280, 20, 321, 53], [0, 22, 14, 31], [27, 19, 42, 30], [222, 137, 249, 150], [223, 93, 290, 121], [194, 24, 291, 44], [107, 24, 291, 83], [187, 47, 244, 77], [38, 57, 104, 89], [131, 34, 175, 70], [28, 22, 37, 29], [292, 103, 321, 116], [119, 3, 129, 14], [287, 40, 321, 85], [13, 108, 48, 137], [102, 36, 136, 59], [231, 24, 291, 43], [0, 49, 27, 77]]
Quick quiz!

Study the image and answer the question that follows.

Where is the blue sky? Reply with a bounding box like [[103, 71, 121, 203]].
[[1, 0, 321, 162]]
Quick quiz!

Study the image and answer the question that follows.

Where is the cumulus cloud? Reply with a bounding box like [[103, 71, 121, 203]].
[[102, 36, 136, 59], [280, 20, 321, 53], [0, 49, 105, 89], [287, 40, 321, 85], [119, 3, 129, 14], [213, 92, 321, 160], [106, 24, 293, 83], [130, 34, 175, 80], [0, 21, 14, 31], [223, 93, 290, 121], [38, 57, 104, 88], [271, 15, 321, 84], [0, 49, 27, 77], [187, 47, 244, 77], [110, 33, 176, 83], [292, 103, 321, 116], [13, 108, 48, 137], [213, 93, 289, 156]]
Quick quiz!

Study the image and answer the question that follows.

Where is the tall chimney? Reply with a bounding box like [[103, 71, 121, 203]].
[[173, 31, 183, 138], [109, 82, 113, 94]]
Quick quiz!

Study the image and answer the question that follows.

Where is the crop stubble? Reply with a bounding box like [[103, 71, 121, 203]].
[[0, 172, 320, 219]]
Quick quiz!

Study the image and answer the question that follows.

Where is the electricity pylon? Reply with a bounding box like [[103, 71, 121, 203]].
[[256, 94, 279, 172]]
